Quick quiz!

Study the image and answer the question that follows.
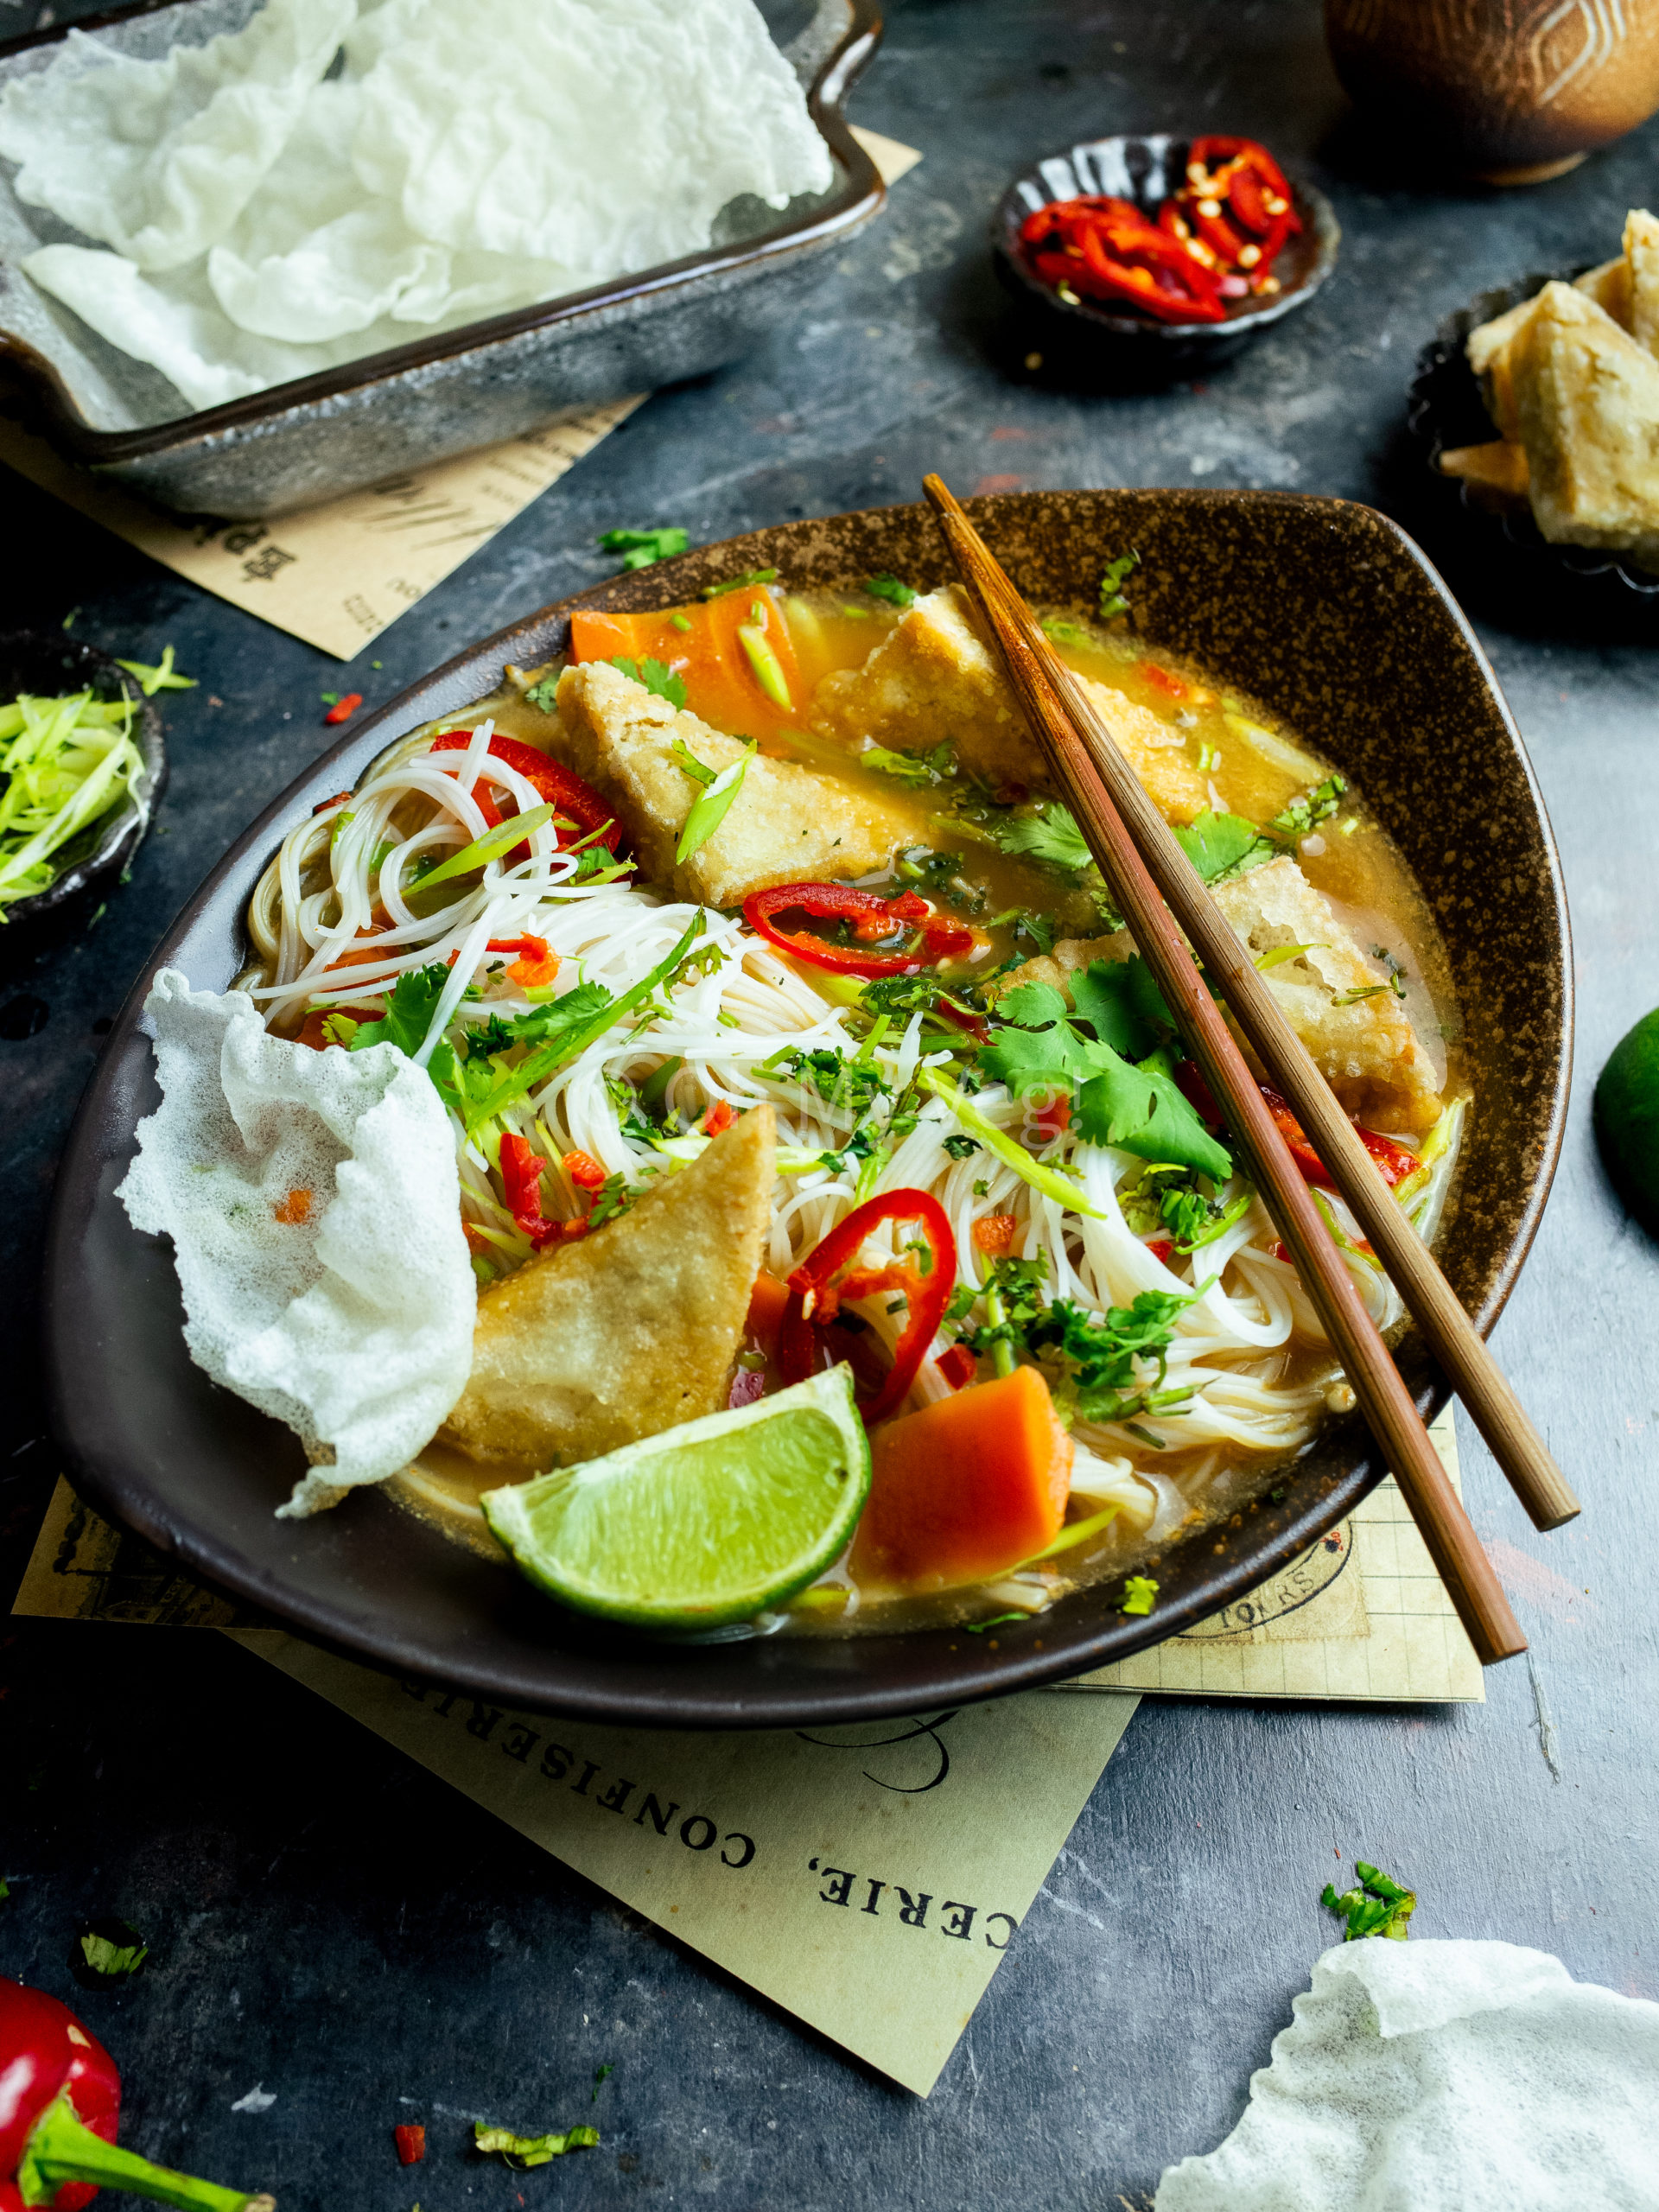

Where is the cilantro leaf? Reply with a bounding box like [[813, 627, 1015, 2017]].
[[76, 1918, 149, 1979], [597, 525, 688, 571], [1173, 808, 1276, 885], [524, 673, 560, 713], [1073, 1052, 1232, 1180], [1068, 957, 1171, 1060], [861, 741, 956, 785], [348, 963, 449, 1058], [1321, 1859, 1416, 1942], [1098, 548, 1140, 620], [989, 803, 1092, 874], [610, 656, 688, 710], [1120, 1574, 1160, 1615], [864, 572, 917, 608], [511, 980, 614, 1046]]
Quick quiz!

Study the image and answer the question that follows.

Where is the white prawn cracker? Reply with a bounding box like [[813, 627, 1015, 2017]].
[[118, 969, 475, 1518], [3, 0, 831, 407]]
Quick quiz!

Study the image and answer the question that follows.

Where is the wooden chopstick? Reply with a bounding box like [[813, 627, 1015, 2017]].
[[924, 473, 1536, 1667]]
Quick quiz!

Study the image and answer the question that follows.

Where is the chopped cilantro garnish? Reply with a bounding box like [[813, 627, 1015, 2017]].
[[1268, 773, 1347, 842], [611, 656, 688, 709], [1040, 615, 1088, 646], [1098, 548, 1139, 621], [943, 1134, 982, 1160], [1321, 1860, 1416, 1942], [597, 525, 689, 571], [861, 741, 956, 785], [702, 567, 778, 600], [1120, 1574, 1160, 1616], [864, 572, 917, 608], [1029, 1291, 1196, 1424], [1121, 1162, 1249, 1251], [524, 673, 561, 713], [474, 2120, 600, 2168]]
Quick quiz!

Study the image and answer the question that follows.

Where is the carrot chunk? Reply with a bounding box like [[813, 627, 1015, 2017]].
[[849, 1366, 1073, 1596]]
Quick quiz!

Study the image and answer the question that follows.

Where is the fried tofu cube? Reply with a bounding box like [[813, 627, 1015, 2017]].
[[990, 855, 1444, 1135], [1622, 206, 1659, 357], [440, 1107, 775, 1472], [555, 662, 906, 906], [810, 584, 1210, 823], [1509, 281, 1659, 565]]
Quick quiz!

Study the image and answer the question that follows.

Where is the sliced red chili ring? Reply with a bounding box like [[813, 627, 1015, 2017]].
[[778, 1189, 957, 1427], [1020, 194, 1225, 325], [743, 881, 974, 977]]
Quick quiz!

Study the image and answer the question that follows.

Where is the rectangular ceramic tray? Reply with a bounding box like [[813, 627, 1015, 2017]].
[[0, 0, 884, 518]]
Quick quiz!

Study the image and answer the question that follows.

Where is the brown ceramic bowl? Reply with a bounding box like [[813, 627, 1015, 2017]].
[[41, 490, 1571, 1726], [1325, 0, 1659, 184]]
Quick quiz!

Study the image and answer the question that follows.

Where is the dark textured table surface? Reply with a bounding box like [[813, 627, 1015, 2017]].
[[3, 3, 1656, 2206]]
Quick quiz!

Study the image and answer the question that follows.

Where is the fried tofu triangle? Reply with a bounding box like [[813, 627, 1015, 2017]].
[[440, 1105, 774, 1473], [1510, 282, 1659, 567]]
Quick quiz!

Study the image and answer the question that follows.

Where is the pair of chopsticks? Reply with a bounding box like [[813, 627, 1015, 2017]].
[[924, 474, 1579, 1668]]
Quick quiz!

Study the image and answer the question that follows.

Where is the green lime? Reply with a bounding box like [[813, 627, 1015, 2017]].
[[480, 1367, 871, 1630], [1595, 1005, 1659, 1236]]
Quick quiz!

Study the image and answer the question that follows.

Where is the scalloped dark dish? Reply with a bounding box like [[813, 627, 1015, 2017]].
[[992, 134, 1339, 372], [1408, 274, 1659, 605], [42, 491, 1569, 1726]]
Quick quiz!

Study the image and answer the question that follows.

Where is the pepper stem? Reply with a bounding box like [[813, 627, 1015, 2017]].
[[16, 2091, 275, 2212]]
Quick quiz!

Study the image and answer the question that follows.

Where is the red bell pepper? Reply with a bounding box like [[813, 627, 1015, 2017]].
[[0, 1981, 272, 2212], [743, 883, 973, 978], [778, 1190, 957, 1427], [428, 733, 621, 857], [1173, 1063, 1418, 1189]]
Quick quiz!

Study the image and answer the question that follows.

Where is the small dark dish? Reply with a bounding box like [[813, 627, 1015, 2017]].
[[42, 490, 1569, 1727], [1408, 274, 1659, 606], [0, 632, 164, 925], [992, 135, 1339, 375], [0, 0, 883, 518]]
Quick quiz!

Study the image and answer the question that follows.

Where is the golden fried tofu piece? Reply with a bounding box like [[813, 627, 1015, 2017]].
[[1573, 254, 1633, 332], [991, 856, 1443, 1134], [811, 585, 1209, 823], [1509, 281, 1659, 565], [1623, 207, 1659, 356], [556, 663, 906, 906], [440, 1108, 775, 1472]]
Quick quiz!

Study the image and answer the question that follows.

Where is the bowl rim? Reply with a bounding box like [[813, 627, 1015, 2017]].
[[1406, 270, 1659, 601], [990, 130, 1341, 340], [0, 0, 886, 464], [41, 488, 1572, 1724], [0, 630, 166, 924]]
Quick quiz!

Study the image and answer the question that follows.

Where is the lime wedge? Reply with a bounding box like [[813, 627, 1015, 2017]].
[[1595, 1005, 1659, 1236], [480, 1367, 871, 1629]]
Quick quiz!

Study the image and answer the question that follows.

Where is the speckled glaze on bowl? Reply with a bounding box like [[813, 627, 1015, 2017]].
[[0, 632, 165, 924], [1408, 274, 1659, 605], [42, 490, 1570, 1726], [992, 135, 1340, 375], [0, 0, 884, 519]]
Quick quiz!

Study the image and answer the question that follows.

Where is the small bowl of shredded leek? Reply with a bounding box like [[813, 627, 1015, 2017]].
[[0, 632, 167, 924]]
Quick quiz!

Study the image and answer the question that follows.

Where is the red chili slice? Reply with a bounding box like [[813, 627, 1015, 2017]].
[[743, 881, 974, 978], [1020, 194, 1225, 324], [499, 1132, 559, 1246], [778, 1190, 957, 1427], [429, 732, 622, 856]]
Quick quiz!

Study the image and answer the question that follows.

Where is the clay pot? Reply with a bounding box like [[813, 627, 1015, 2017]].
[[1325, 0, 1659, 183]]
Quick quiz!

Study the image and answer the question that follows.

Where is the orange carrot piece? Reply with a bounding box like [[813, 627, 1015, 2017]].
[[849, 1366, 1073, 1596], [745, 1268, 791, 1359], [569, 590, 802, 744]]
